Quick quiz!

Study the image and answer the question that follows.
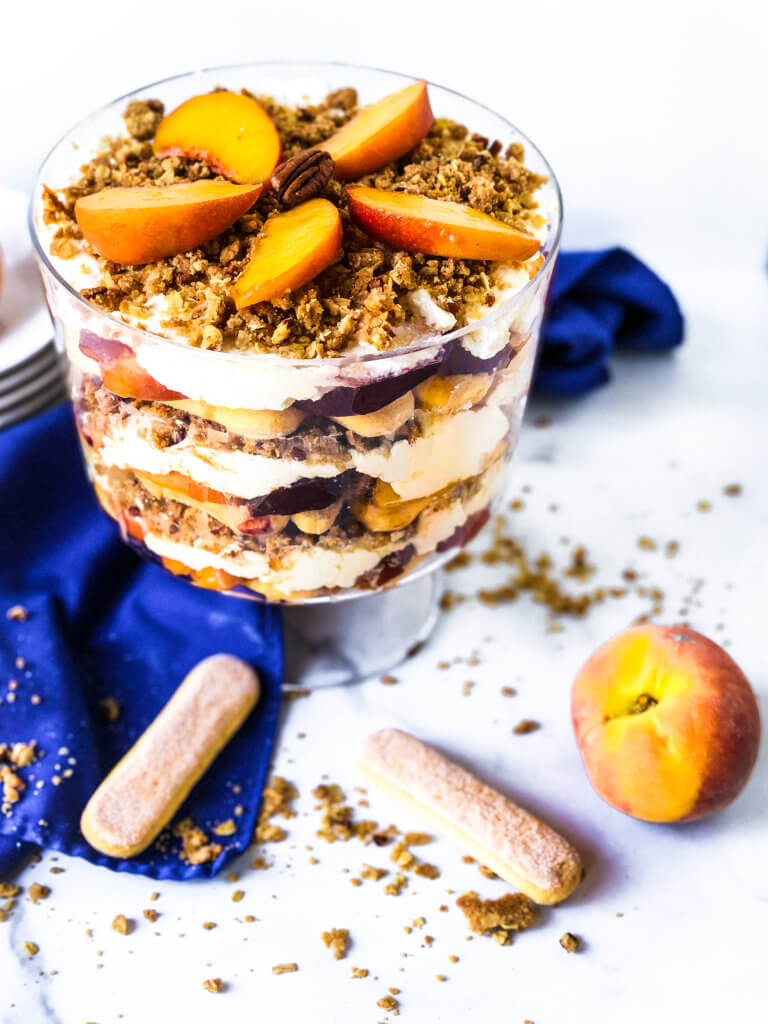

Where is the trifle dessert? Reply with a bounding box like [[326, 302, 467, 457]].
[[32, 65, 560, 604]]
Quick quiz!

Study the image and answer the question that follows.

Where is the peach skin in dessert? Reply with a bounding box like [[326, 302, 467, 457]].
[[153, 91, 281, 184], [230, 198, 343, 308], [321, 80, 434, 180], [74, 181, 262, 265], [571, 625, 761, 823], [346, 186, 541, 262]]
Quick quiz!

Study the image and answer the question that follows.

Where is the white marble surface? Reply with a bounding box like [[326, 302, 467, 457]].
[[2, 2, 768, 1021]]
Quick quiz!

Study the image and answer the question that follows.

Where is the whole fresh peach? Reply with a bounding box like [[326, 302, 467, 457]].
[[571, 625, 761, 822]]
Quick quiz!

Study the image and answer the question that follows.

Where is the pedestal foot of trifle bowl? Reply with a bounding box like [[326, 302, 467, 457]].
[[282, 570, 441, 689]]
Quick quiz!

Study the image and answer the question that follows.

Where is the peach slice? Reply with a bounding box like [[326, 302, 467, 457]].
[[153, 91, 281, 184], [137, 469, 230, 507], [79, 334, 185, 402], [291, 500, 342, 535], [164, 398, 306, 438], [333, 391, 414, 437], [321, 80, 433, 181], [347, 186, 541, 262], [75, 181, 262, 265], [415, 373, 493, 413], [352, 481, 434, 532], [231, 199, 343, 308]]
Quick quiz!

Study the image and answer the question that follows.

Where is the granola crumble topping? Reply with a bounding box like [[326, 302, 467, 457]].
[[42, 87, 545, 357]]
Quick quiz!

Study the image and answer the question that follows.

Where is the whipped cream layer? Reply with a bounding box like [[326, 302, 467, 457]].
[[97, 403, 510, 501]]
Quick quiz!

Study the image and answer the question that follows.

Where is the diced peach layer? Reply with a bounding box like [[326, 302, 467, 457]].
[[321, 80, 434, 180], [347, 186, 540, 262], [154, 91, 281, 184], [231, 199, 343, 308], [572, 625, 761, 822], [74, 181, 262, 265]]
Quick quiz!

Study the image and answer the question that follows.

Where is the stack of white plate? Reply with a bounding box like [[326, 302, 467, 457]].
[[0, 187, 68, 431]]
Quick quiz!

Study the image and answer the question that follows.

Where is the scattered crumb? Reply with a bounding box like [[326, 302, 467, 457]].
[[111, 915, 133, 935], [456, 891, 536, 944], [232, 890, 245, 903], [384, 874, 408, 896], [723, 483, 742, 496], [98, 697, 121, 723], [28, 883, 50, 903], [513, 719, 540, 735], [351, 966, 369, 979], [213, 819, 237, 837], [478, 865, 498, 880], [436, 973, 447, 981], [6, 605, 28, 622], [696, 500, 711, 512], [377, 995, 399, 1012], [560, 931, 581, 953], [272, 963, 298, 975], [143, 909, 159, 923], [501, 686, 517, 697], [202, 921, 217, 930], [637, 536, 657, 551], [202, 978, 224, 993], [380, 675, 398, 685], [172, 819, 222, 865], [533, 415, 552, 427], [24, 941, 39, 956], [322, 927, 350, 960], [254, 776, 298, 843]]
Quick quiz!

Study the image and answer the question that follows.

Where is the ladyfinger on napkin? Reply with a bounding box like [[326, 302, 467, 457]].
[[359, 728, 582, 905], [81, 654, 260, 859]]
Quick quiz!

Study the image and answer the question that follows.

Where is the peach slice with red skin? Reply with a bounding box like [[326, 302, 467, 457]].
[[75, 181, 262, 265], [231, 199, 343, 308], [153, 91, 281, 184], [347, 186, 541, 262], [79, 334, 185, 402], [571, 625, 761, 823], [321, 80, 434, 181]]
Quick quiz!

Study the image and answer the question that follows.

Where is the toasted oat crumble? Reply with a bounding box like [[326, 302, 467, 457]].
[[560, 931, 581, 953], [456, 891, 536, 943], [111, 914, 133, 935], [172, 818, 222, 864], [42, 88, 545, 357], [202, 977, 224, 993], [322, 927, 350, 960], [272, 962, 298, 975], [28, 883, 50, 903]]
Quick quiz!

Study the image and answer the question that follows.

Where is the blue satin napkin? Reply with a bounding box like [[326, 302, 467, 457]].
[[0, 245, 682, 882], [0, 406, 283, 880], [538, 248, 684, 395]]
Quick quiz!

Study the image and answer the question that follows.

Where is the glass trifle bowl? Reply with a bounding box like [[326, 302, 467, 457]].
[[30, 62, 561, 684]]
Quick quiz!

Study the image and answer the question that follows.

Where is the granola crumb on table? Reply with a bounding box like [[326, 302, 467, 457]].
[[456, 890, 536, 944], [42, 86, 545, 357], [322, 927, 351, 960]]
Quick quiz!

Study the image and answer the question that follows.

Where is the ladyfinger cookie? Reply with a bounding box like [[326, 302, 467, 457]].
[[81, 654, 260, 858], [359, 728, 582, 905]]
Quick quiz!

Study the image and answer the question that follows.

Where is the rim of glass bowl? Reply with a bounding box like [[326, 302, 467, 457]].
[[29, 60, 563, 370]]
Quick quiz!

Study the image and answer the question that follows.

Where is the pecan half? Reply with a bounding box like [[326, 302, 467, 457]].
[[271, 149, 335, 207]]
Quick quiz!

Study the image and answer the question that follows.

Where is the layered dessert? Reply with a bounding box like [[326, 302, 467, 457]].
[[33, 70, 559, 602]]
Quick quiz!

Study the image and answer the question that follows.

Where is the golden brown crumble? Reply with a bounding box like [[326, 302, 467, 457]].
[[360, 864, 389, 881], [202, 977, 224, 993], [143, 909, 159, 922], [322, 927, 350, 960], [559, 931, 581, 953], [351, 966, 369, 979], [213, 819, 237, 836], [111, 914, 133, 935], [98, 697, 121, 723], [42, 87, 545, 357], [254, 776, 298, 844], [5, 605, 28, 622], [513, 719, 541, 735], [456, 891, 536, 943], [172, 818, 222, 864], [384, 873, 408, 896], [723, 483, 742, 496], [377, 995, 399, 1013], [313, 782, 377, 843], [272, 962, 298, 974], [28, 883, 50, 903], [24, 941, 39, 956], [0, 742, 41, 814]]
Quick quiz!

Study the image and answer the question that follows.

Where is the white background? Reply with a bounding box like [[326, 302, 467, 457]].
[[2, 1, 768, 1022]]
